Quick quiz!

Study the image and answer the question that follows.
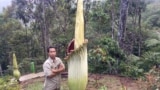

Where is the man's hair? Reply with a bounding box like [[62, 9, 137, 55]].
[[47, 46, 56, 53]]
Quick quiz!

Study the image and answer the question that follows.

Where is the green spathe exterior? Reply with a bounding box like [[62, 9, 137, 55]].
[[66, 0, 88, 89], [67, 44, 88, 90]]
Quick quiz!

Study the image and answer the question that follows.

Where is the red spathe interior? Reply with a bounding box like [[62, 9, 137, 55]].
[[67, 39, 74, 54]]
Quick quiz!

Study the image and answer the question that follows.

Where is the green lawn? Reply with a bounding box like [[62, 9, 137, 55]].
[[25, 82, 43, 90], [24, 78, 69, 90]]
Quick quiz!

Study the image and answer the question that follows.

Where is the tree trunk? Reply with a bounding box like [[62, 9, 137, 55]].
[[0, 64, 2, 76], [25, 25, 30, 58], [118, 0, 129, 48], [111, 0, 115, 39], [42, 0, 49, 59], [138, 7, 142, 56]]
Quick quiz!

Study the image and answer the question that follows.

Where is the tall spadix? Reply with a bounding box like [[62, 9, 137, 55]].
[[74, 0, 84, 49]]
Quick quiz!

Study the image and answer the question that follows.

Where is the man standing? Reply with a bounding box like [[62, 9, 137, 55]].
[[43, 46, 65, 90]]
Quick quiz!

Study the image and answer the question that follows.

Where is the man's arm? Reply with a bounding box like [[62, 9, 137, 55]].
[[47, 72, 57, 78], [52, 63, 65, 73], [43, 62, 57, 78]]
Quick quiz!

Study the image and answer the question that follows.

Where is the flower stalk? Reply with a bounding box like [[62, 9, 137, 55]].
[[65, 0, 88, 90]]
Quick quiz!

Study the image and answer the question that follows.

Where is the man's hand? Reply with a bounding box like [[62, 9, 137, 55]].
[[48, 64, 65, 78], [52, 69, 59, 73], [52, 64, 65, 74], [47, 72, 57, 78]]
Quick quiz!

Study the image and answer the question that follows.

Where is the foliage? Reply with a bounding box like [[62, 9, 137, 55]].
[[88, 37, 125, 74], [143, 2, 160, 29], [88, 47, 108, 73], [139, 30, 160, 72], [88, 37, 146, 78], [85, 0, 112, 42], [119, 60, 144, 78], [141, 52, 160, 69], [19, 57, 44, 74], [6, 57, 44, 75], [145, 30, 160, 50], [88, 36, 159, 78], [0, 14, 23, 71], [98, 85, 107, 90], [0, 76, 20, 90], [119, 49, 160, 78]]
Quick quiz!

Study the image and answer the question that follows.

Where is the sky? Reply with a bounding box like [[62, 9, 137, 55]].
[[0, 0, 159, 13], [0, 0, 12, 13]]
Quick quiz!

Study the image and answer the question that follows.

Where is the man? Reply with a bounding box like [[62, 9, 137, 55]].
[[43, 46, 65, 90]]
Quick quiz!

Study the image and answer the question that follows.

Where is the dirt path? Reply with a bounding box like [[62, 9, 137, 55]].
[[19, 72, 44, 82], [87, 74, 146, 90]]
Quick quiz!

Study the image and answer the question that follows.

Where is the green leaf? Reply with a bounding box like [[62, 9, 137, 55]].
[[145, 39, 160, 47]]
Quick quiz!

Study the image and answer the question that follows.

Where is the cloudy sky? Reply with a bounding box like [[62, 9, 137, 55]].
[[0, 0, 159, 13], [0, 0, 12, 13]]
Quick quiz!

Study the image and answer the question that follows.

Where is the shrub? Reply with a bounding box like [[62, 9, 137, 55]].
[[0, 76, 20, 90], [88, 37, 160, 79], [88, 37, 126, 74]]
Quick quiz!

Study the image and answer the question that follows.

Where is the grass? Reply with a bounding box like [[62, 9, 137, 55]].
[[24, 78, 69, 90], [25, 82, 43, 90]]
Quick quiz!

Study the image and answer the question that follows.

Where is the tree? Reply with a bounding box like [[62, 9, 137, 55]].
[[118, 0, 129, 49], [126, 0, 146, 56], [111, 0, 115, 39], [0, 12, 25, 72], [12, 0, 77, 59]]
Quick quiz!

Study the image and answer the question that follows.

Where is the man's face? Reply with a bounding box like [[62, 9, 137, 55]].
[[48, 48, 56, 59]]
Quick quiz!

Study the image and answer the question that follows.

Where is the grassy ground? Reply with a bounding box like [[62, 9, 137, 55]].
[[22, 74, 148, 90], [24, 82, 43, 90]]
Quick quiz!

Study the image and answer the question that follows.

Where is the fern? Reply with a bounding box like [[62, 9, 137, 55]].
[[140, 51, 160, 71], [145, 39, 160, 47], [145, 30, 160, 51], [142, 51, 160, 61], [147, 30, 160, 40], [127, 54, 140, 61]]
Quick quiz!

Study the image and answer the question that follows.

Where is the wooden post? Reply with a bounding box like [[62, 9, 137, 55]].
[[0, 64, 3, 76]]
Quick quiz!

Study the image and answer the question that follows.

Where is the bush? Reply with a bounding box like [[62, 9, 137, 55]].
[[19, 57, 44, 75], [88, 37, 160, 79], [88, 37, 145, 78], [119, 62, 144, 78], [88, 37, 126, 74], [0, 76, 20, 90]]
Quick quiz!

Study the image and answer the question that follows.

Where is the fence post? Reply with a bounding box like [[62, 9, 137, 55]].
[[0, 64, 2, 76], [30, 62, 35, 73]]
